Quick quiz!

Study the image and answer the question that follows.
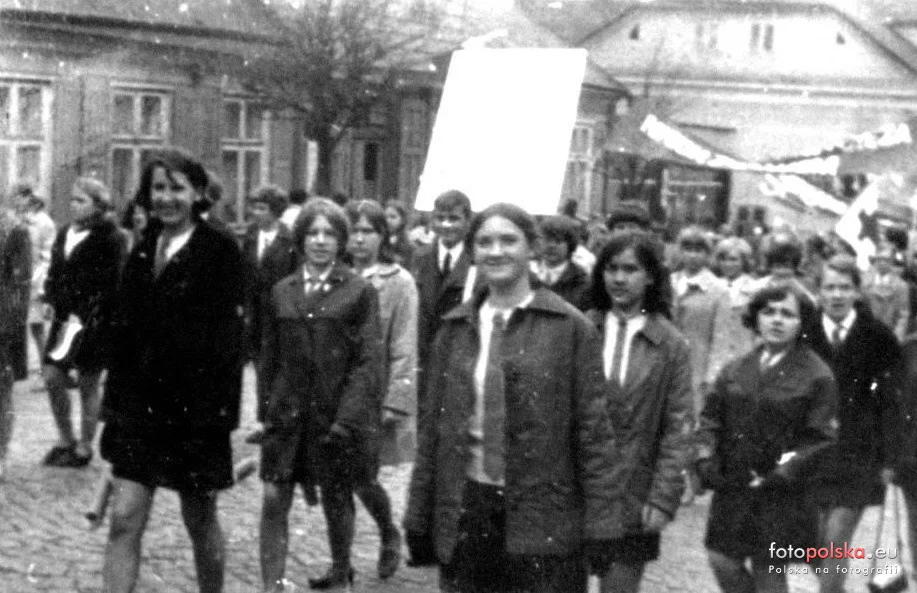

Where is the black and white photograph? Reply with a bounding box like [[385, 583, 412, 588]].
[[1, 1, 917, 592]]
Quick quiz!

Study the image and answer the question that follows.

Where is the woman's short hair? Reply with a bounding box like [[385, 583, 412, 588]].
[[136, 147, 208, 213], [73, 177, 112, 211], [346, 199, 394, 264], [248, 185, 289, 218], [590, 230, 671, 317], [293, 197, 349, 257], [714, 236, 754, 273], [677, 225, 713, 253], [539, 215, 579, 258], [742, 282, 818, 339], [467, 202, 539, 253]]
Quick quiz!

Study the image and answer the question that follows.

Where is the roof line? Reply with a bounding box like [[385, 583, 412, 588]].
[[0, 8, 279, 45], [569, 0, 917, 77]]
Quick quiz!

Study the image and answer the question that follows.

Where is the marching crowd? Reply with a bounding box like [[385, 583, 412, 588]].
[[0, 145, 916, 593]]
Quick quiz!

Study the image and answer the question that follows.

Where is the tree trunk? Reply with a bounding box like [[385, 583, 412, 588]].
[[314, 131, 335, 197]]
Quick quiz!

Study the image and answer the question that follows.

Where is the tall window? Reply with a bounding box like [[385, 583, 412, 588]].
[[561, 124, 594, 207], [222, 98, 270, 223], [750, 23, 775, 52], [0, 81, 51, 198], [399, 99, 428, 204], [695, 22, 719, 51], [110, 88, 171, 205]]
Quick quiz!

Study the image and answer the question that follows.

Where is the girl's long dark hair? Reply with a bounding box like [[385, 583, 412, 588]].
[[589, 230, 672, 318]]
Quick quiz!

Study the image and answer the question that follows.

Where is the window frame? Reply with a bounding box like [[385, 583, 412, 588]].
[[221, 97, 271, 224], [0, 78, 53, 200], [109, 86, 172, 206]]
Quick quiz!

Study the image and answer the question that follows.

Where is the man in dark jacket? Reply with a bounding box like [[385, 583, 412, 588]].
[[533, 215, 591, 311], [413, 190, 477, 416], [240, 185, 298, 443], [806, 255, 900, 593]]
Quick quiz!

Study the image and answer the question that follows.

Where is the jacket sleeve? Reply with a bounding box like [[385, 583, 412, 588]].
[[43, 230, 64, 312], [383, 274, 418, 416], [260, 287, 281, 421], [647, 337, 694, 517], [875, 326, 903, 468], [5, 228, 32, 316], [573, 317, 619, 541], [403, 324, 447, 535], [772, 370, 838, 482], [334, 283, 384, 434]]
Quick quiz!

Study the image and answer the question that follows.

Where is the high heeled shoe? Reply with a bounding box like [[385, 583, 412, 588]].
[[307, 566, 354, 590]]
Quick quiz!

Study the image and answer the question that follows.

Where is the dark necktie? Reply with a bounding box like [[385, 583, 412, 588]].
[[832, 325, 844, 348], [153, 237, 169, 278], [609, 316, 628, 386], [483, 312, 507, 482], [442, 251, 452, 278]]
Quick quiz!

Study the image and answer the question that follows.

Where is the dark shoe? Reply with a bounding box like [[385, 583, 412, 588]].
[[41, 445, 74, 466], [70, 450, 93, 468], [49, 447, 91, 468], [308, 567, 354, 590], [378, 527, 402, 579]]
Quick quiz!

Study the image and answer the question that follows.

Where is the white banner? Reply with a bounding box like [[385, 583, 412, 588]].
[[414, 48, 587, 214]]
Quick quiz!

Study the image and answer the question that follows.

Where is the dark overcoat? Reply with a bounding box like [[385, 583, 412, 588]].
[[413, 243, 475, 413], [44, 218, 122, 370], [587, 310, 693, 530], [696, 344, 838, 561], [548, 262, 591, 312], [102, 223, 246, 433], [240, 224, 298, 358], [403, 288, 617, 562], [805, 303, 900, 506], [258, 262, 384, 484], [0, 223, 31, 380]]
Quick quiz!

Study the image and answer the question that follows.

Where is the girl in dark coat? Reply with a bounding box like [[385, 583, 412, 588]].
[[42, 177, 122, 468], [403, 203, 614, 593], [696, 282, 838, 593], [0, 200, 31, 481], [586, 230, 693, 593], [101, 148, 246, 593], [258, 197, 383, 592]]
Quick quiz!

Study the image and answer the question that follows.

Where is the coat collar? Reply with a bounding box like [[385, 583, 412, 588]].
[[442, 286, 569, 322], [587, 308, 668, 346]]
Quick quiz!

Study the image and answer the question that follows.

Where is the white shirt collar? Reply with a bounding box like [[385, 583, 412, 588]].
[[159, 225, 196, 260], [823, 308, 857, 339], [438, 240, 464, 271]]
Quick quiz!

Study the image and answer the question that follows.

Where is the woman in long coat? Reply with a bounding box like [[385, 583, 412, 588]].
[[101, 148, 246, 593], [403, 202, 614, 593], [586, 230, 693, 593], [346, 199, 418, 579], [259, 197, 383, 592], [42, 177, 122, 468], [696, 282, 837, 593], [0, 200, 31, 480]]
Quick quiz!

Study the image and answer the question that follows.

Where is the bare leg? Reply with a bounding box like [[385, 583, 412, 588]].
[[103, 478, 155, 593], [29, 322, 46, 361], [0, 363, 13, 473], [180, 490, 226, 593], [708, 551, 756, 593], [43, 364, 75, 447], [75, 370, 102, 458], [260, 482, 295, 593], [817, 505, 864, 593]]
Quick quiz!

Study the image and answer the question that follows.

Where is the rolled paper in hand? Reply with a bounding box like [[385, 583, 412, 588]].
[[85, 469, 113, 530]]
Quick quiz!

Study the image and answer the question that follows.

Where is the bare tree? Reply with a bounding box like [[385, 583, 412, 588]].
[[237, 0, 480, 194]]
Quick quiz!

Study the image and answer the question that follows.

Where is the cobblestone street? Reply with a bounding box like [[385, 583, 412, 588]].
[[0, 364, 913, 593]]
